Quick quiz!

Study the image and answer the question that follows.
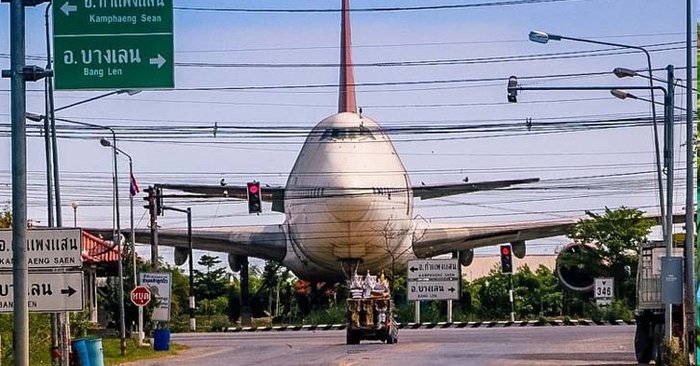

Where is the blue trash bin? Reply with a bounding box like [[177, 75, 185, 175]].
[[71, 339, 92, 366], [153, 329, 171, 351], [86, 338, 105, 366]]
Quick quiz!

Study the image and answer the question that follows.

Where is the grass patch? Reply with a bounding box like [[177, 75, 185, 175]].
[[101, 338, 187, 366]]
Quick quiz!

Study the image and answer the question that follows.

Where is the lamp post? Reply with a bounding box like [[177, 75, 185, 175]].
[[529, 31, 666, 238], [100, 139, 137, 286], [98, 137, 127, 356], [71, 201, 78, 227], [614, 65, 697, 352], [99, 138, 140, 345], [507, 75, 677, 346], [161, 205, 196, 331]]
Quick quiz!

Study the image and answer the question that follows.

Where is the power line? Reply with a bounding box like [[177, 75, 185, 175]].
[[173, 0, 586, 13]]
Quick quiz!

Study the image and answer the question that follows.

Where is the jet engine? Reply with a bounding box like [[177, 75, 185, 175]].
[[458, 249, 474, 267], [228, 254, 243, 272], [174, 247, 189, 266], [556, 243, 597, 292]]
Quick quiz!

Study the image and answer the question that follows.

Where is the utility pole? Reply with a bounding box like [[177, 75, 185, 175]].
[[4, 0, 52, 363], [663, 65, 675, 344], [683, 0, 695, 358], [8, 1, 29, 363]]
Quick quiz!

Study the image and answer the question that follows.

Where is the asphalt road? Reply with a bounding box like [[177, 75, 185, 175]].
[[130, 326, 640, 366]]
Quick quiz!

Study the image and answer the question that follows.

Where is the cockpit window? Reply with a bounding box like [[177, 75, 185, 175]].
[[320, 125, 376, 141]]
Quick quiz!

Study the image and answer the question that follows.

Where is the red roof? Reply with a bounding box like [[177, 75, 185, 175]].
[[82, 231, 121, 263]]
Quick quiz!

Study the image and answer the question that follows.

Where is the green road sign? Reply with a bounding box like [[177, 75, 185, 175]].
[[53, 0, 173, 90]]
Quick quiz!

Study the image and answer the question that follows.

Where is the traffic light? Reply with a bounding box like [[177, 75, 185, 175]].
[[247, 181, 262, 214], [507, 76, 518, 103], [500, 245, 513, 274]]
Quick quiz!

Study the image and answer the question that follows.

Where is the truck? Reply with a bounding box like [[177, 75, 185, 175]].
[[345, 272, 399, 345], [634, 240, 683, 364]]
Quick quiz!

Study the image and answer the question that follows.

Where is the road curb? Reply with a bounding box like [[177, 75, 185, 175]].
[[222, 319, 634, 332]]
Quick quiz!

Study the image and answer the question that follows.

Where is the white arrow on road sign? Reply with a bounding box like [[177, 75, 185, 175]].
[[0, 272, 83, 313], [407, 280, 460, 301], [407, 258, 460, 281], [149, 54, 167, 69], [60, 1, 77, 16]]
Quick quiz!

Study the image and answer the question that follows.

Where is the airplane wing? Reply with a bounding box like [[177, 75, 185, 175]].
[[411, 219, 576, 258], [157, 183, 286, 212], [86, 224, 287, 263], [412, 214, 674, 258], [412, 178, 539, 200]]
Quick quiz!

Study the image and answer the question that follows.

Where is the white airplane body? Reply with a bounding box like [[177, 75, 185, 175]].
[[283, 112, 415, 279], [134, 0, 590, 281]]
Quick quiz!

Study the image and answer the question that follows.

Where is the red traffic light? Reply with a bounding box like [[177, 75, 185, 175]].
[[248, 184, 259, 194], [500, 246, 511, 256]]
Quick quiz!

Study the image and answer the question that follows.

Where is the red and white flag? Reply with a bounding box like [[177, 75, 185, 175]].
[[130, 173, 140, 197]]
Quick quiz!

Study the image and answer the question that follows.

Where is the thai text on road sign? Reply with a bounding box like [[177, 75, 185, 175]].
[[0, 272, 84, 312], [407, 258, 460, 281], [131, 285, 151, 307], [0, 229, 82, 269], [408, 280, 460, 301], [141, 272, 171, 321], [53, 0, 174, 90]]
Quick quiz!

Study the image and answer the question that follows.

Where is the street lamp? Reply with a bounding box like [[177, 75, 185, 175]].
[[528, 31, 666, 238], [507, 73, 677, 346], [97, 137, 127, 356], [55, 89, 141, 113], [71, 201, 78, 227], [99, 138, 141, 345], [99, 139, 137, 282]]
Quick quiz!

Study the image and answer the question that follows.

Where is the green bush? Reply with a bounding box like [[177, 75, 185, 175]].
[[207, 314, 231, 331], [304, 304, 345, 324]]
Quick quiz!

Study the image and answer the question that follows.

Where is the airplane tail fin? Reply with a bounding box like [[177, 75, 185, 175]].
[[338, 0, 357, 113]]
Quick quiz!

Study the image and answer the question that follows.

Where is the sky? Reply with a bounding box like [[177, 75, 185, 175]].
[[0, 0, 696, 273]]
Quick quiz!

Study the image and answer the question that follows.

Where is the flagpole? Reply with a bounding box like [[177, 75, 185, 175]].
[[130, 170, 138, 286], [129, 165, 141, 344]]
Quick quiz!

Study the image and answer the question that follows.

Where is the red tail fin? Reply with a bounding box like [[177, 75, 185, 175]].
[[338, 0, 357, 113]]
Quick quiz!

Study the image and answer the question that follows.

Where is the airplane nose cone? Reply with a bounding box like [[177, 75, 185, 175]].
[[325, 187, 373, 222]]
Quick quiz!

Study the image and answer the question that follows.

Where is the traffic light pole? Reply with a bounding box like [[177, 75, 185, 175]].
[[509, 275, 515, 322], [161, 205, 196, 331]]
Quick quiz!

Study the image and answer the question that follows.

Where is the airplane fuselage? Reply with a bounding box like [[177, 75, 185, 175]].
[[282, 112, 416, 280]]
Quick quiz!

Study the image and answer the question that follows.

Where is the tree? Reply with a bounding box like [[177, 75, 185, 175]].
[[566, 206, 653, 305], [193, 255, 229, 301], [0, 206, 10, 228]]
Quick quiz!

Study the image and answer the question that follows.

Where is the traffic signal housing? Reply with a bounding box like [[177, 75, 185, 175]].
[[247, 181, 262, 214], [500, 245, 513, 274]]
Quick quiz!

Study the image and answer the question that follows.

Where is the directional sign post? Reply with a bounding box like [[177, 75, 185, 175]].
[[53, 0, 174, 90], [0, 272, 84, 312], [407, 259, 460, 301], [0, 229, 82, 269]]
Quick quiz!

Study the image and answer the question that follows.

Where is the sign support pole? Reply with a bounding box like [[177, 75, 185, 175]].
[[9, 0, 29, 364], [414, 301, 420, 323], [509, 275, 515, 322], [447, 300, 452, 323]]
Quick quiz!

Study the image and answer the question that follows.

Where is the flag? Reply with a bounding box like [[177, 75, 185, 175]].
[[130, 173, 140, 197]]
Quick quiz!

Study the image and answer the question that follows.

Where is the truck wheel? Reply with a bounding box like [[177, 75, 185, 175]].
[[386, 324, 398, 344], [346, 329, 360, 345], [652, 323, 663, 365], [634, 321, 652, 363]]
